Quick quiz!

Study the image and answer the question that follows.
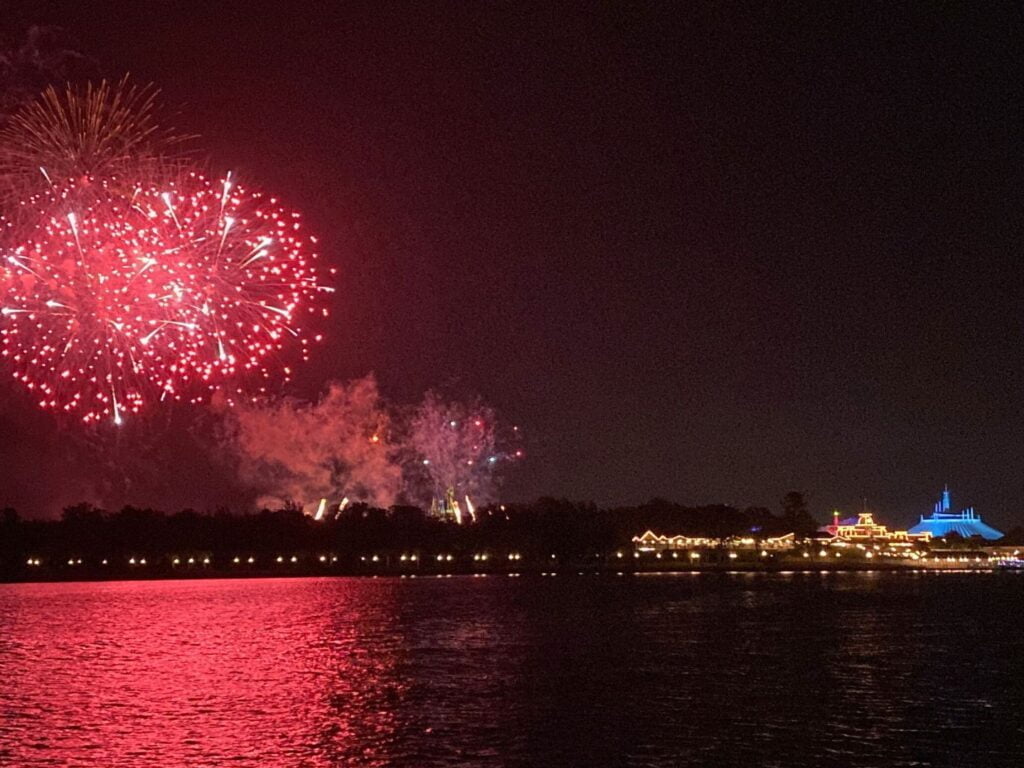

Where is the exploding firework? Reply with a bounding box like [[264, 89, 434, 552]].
[[0, 76, 188, 208], [0, 171, 331, 424], [408, 391, 522, 520]]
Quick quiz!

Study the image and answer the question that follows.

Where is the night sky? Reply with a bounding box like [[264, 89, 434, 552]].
[[1, 4, 1022, 526]]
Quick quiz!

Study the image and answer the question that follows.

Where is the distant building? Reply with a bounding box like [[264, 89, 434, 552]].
[[632, 531, 719, 552], [429, 487, 478, 525], [821, 510, 929, 544], [631, 530, 795, 552], [908, 487, 1003, 541]]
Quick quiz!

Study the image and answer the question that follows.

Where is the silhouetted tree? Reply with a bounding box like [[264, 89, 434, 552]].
[[780, 491, 819, 535]]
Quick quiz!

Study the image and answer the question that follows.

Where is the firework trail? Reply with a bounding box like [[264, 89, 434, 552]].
[[0, 171, 331, 424], [0, 75, 189, 209]]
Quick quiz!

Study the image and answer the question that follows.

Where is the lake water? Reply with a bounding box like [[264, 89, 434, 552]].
[[1, 572, 1022, 766]]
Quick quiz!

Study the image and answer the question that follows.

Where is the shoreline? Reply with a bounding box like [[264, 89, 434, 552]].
[[1, 559, 1010, 585]]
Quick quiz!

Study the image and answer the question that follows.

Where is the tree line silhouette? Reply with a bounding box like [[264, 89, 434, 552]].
[[0, 495, 817, 577], [3, 493, 1013, 580]]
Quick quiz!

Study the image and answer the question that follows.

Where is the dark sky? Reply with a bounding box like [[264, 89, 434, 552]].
[[1, 3, 1022, 526]]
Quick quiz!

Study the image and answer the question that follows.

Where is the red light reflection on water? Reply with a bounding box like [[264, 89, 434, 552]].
[[0, 579, 408, 767]]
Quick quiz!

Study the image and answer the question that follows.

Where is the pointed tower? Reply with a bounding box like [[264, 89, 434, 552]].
[[908, 486, 1004, 540]]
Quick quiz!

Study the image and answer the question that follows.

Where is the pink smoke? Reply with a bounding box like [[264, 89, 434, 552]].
[[223, 376, 519, 513], [225, 375, 402, 510]]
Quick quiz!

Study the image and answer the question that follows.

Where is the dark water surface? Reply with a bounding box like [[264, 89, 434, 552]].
[[1, 572, 1022, 767]]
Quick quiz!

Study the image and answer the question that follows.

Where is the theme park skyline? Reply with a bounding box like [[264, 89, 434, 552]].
[[2, 485, 1020, 586]]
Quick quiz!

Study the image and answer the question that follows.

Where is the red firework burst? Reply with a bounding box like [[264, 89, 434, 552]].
[[0, 172, 332, 424]]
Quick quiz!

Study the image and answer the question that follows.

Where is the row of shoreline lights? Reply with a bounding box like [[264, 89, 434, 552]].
[[27, 555, 344, 566], [368, 553, 527, 563], [38, 550, 785, 566], [33, 551, 529, 566], [27, 548, 1007, 568], [28, 552, 518, 567], [27, 557, 134, 566], [31, 551, 773, 567], [42, 550, 782, 567]]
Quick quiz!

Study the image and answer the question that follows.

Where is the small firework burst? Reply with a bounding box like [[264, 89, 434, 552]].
[[408, 391, 522, 516], [0, 75, 189, 209]]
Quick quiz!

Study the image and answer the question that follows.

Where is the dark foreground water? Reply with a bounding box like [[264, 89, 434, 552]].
[[1, 572, 1023, 767]]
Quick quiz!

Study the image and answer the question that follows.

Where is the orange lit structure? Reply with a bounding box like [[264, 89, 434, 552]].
[[822, 511, 930, 544], [631, 530, 796, 553]]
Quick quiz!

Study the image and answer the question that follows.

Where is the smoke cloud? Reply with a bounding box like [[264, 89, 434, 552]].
[[1, 26, 93, 123], [222, 375, 518, 513], [219, 376, 516, 514], [224, 375, 402, 510]]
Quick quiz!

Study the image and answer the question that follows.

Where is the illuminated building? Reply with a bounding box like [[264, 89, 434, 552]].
[[729, 532, 796, 550], [821, 510, 929, 544], [908, 487, 1003, 541], [632, 531, 717, 552], [631, 530, 796, 553], [429, 487, 465, 524]]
